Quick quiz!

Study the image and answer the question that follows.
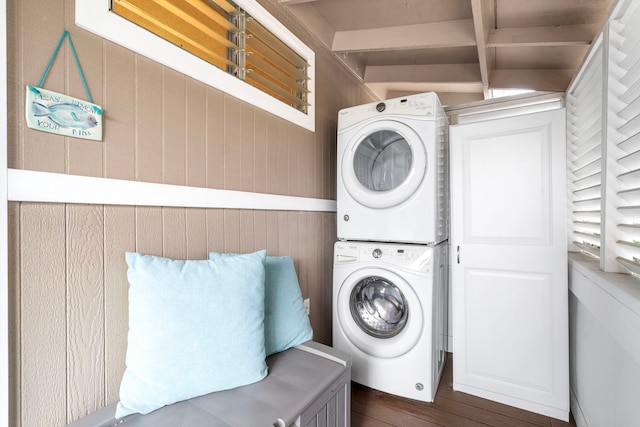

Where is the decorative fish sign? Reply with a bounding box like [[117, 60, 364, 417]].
[[25, 86, 103, 141], [32, 101, 99, 129]]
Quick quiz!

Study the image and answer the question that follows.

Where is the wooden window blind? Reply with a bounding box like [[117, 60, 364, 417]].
[[610, 0, 640, 276], [112, 0, 310, 113], [567, 40, 604, 259]]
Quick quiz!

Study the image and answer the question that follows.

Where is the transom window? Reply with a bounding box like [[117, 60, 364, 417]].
[[76, 0, 315, 131], [111, 0, 310, 113]]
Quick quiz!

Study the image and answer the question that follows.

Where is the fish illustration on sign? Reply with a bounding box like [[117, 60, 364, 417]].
[[25, 85, 103, 141], [32, 102, 99, 129]]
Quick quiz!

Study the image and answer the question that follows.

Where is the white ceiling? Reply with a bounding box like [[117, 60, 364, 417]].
[[280, 0, 615, 105]]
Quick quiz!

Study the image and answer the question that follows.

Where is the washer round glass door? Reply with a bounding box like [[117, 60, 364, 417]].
[[337, 267, 423, 359], [350, 276, 408, 338], [341, 120, 427, 209]]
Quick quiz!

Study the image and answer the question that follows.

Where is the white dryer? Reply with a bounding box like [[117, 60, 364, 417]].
[[337, 92, 449, 245], [332, 240, 448, 402]]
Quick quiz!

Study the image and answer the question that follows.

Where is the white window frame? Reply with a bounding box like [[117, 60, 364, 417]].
[[75, 0, 315, 132]]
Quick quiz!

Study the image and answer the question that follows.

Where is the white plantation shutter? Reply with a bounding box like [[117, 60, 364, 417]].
[[566, 0, 640, 279], [610, 0, 640, 276], [567, 40, 604, 259]]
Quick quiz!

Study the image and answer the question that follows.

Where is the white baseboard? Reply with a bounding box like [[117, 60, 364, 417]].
[[570, 388, 587, 427]]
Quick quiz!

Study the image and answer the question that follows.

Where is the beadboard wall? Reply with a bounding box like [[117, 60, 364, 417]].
[[6, 0, 375, 425]]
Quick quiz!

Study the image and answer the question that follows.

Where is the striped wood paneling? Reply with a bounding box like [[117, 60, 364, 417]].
[[19, 204, 67, 427], [66, 205, 105, 421], [11, 203, 336, 425]]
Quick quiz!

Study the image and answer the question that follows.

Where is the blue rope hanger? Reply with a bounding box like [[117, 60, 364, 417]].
[[37, 30, 93, 103]]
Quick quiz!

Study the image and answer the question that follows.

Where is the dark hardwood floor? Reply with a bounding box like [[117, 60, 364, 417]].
[[351, 353, 575, 427]]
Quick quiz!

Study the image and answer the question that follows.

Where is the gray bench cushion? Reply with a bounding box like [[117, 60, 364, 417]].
[[66, 342, 351, 427]]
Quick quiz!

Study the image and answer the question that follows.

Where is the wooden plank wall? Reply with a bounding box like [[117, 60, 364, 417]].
[[9, 204, 336, 426], [6, 0, 375, 425]]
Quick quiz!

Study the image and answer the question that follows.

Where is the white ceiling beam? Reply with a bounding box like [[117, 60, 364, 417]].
[[470, 0, 494, 99], [364, 64, 484, 95], [487, 24, 599, 47], [366, 81, 484, 98], [364, 63, 481, 84], [490, 69, 575, 91], [332, 19, 476, 52]]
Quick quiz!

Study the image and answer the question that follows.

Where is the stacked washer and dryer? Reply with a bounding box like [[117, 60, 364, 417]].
[[333, 92, 449, 403]]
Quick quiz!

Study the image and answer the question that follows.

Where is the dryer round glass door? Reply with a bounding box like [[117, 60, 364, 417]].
[[341, 120, 427, 209], [354, 130, 411, 192], [336, 267, 424, 359]]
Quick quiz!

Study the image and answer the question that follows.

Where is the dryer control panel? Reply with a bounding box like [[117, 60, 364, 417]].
[[334, 241, 433, 273], [338, 92, 440, 130]]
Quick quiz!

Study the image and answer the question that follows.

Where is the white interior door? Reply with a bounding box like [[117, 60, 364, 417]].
[[450, 109, 569, 421]]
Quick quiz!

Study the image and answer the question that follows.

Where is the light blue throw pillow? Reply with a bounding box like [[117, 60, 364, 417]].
[[209, 253, 313, 356], [116, 250, 268, 419]]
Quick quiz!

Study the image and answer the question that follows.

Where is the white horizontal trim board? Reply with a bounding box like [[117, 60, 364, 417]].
[[8, 169, 336, 212]]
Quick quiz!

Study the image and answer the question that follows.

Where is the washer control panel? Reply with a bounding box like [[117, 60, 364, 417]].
[[334, 242, 433, 272]]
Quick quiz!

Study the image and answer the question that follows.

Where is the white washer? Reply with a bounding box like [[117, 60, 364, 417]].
[[337, 92, 449, 245], [332, 240, 448, 402]]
